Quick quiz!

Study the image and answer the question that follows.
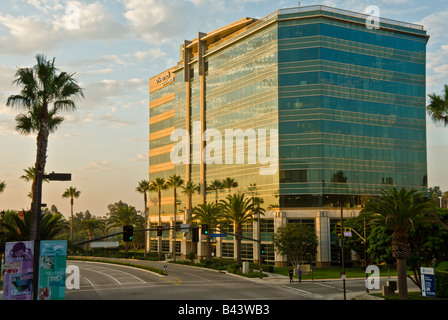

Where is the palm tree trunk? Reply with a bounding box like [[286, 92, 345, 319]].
[[158, 190, 162, 260], [70, 197, 74, 242], [235, 224, 242, 264], [30, 116, 50, 242], [397, 258, 408, 299]]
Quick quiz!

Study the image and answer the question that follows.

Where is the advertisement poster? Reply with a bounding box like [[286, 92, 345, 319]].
[[38, 240, 67, 300], [3, 241, 34, 300]]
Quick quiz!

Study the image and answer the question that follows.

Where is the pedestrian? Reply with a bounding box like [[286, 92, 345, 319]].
[[297, 267, 302, 283], [289, 267, 294, 283]]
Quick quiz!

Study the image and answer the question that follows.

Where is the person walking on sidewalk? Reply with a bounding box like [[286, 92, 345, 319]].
[[297, 267, 302, 283], [289, 268, 294, 283]]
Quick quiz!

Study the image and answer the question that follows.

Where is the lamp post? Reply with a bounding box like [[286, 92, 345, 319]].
[[31, 172, 71, 300]]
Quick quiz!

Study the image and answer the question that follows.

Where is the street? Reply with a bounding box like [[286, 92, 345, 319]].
[[65, 259, 421, 300]]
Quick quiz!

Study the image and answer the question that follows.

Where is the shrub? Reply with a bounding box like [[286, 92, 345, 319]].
[[435, 270, 448, 298]]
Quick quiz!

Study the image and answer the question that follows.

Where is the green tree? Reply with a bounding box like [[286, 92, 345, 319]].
[[166, 175, 184, 261], [427, 84, 448, 126], [62, 186, 81, 242], [3, 210, 69, 241], [0, 180, 5, 197], [80, 219, 101, 250], [222, 177, 238, 193], [190, 202, 221, 259], [108, 204, 144, 253], [220, 193, 254, 263], [207, 179, 224, 203], [7, 54, 84, 242], [361, 187, 437, 298], [272, 222, 318, 268]]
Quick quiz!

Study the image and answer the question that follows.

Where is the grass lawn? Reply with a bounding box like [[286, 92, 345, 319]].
[[371, 291, 445, 300], [273, 265, 402, 280]]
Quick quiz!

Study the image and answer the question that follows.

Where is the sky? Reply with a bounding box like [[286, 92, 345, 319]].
[[0, 0, 447, 219]]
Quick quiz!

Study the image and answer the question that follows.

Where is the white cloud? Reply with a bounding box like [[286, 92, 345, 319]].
[[123, 0, 192, 43], [0, 1, 127, 55]]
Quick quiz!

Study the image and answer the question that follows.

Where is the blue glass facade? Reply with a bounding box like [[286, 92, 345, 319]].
[[277, 11, 427, 208]]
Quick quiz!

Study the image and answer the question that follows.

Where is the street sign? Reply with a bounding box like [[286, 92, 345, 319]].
[[210, 233, 226, 238], [343, 231, 352, 237], [180, 223, 190, 232], [90, 241, 119, 248], [420, 267, 436, 297]]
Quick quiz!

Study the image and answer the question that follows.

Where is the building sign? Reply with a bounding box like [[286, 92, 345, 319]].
[[37, 240, 68, 300], [150, 67, 176, 94], [155, 71, 175, 87], [420, 267, 436, 297], [3, 241, 34, 300]]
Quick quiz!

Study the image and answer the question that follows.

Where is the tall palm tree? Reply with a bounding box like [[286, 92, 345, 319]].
[[108, 205, 144, 253], [0, 180, 5, 194], [166, 174, 184, 261], [62, 187, 81, 242], [222, 177, 238, 194], [207, 179, 224, 203], [150, 177, 167, 259], [20, 166, 49, 198], [7, 54, 84, 242], [136, 179, 150, 256], [182, 181, 199, 221], [190, 202, 222, 260], [427, 84, 448, 126], [220, 193, 255, 264], [360, 187, 436, 299]]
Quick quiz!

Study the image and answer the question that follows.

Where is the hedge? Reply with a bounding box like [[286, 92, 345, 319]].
[[435, 270, 448, 298]]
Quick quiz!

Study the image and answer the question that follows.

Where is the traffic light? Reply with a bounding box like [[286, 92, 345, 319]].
[[201, 224, 209, 235], [260, 244, 266, 263], [123, 225, 134, 242], [359, 241, 365, 254], [192, 227, 199, 242], [157, 225, 163, 236], [335, 223, 342, 236]]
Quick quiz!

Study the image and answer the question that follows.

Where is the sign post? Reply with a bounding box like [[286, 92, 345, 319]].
[[420, 267, 436, 297]]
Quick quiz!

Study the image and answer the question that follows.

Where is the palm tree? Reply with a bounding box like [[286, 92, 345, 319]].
[[360, 187, 437, 299], [150, 177, 167, 259], [3, 210, 69, 241], [80, 219, 102, 251], [62, 187, 81, 242], [190, 202, 222, 260], [427, 84, 448, 126], [7, 54, 84, 242], [20, 166, 49, 198], [207, 179, 224, 203], [182, 181, 199, 221], [220, 193, 255, 263], [0, 180, 5, 194], [166, 174, 184, 261], [136, 180, 150, 256], [222, 177, 238, 194], [108, 205, 144, 253]]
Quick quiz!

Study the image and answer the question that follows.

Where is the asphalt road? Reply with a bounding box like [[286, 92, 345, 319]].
[[65, 259, 313, 300]]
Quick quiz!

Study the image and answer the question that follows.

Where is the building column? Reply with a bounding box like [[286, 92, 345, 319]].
[[274, 211, 287, 267], [315, 211, 331, 267]]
